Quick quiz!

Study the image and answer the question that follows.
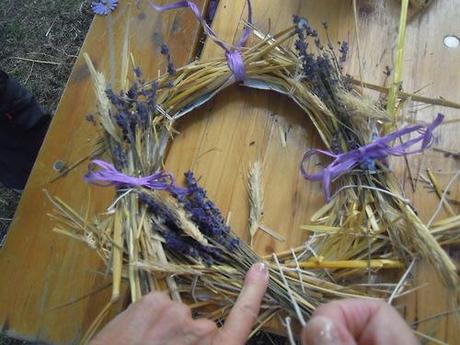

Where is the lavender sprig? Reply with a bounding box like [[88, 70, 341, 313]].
[[292, 16, 359, 150], [104, 67, 158, 145], [179, 171, 240, 251], [138, 171, 241, 265], [139, 192, 222, 265], [338, 41, 349, 64], [160, 43, 176, 77]]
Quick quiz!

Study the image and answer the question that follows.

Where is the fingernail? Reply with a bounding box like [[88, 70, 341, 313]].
[[253, 262, 269, 279], [303, 316, 341, 345]]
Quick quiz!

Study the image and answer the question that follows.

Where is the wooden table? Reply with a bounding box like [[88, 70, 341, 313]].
[[1, 1, 459, 344]]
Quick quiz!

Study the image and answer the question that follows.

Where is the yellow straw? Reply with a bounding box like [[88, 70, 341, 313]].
[[386, 0, 409, 132]]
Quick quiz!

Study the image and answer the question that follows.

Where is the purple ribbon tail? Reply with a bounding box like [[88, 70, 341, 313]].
[[85, 160, 188, 197], [301, 114, 445, 202], [149, 0, 253, 81]]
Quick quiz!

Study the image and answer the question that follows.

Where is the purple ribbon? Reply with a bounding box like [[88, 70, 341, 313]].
[[84, 160, 188, 196], [301, 114, 445, 202], [149, 0, 253, 81]]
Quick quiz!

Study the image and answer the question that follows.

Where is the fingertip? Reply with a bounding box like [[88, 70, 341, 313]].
[[302, 316, 342, 345], [245, 262, 269, 286], [303, 315, 358, 345], [218, 262, 269, 344]]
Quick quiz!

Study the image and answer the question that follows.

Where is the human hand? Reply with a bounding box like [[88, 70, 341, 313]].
[[301, 299, 419, 345], [90, 262, 269, 345]]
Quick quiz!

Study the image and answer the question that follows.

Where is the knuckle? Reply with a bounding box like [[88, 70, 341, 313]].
[[175, 303, 192, 317], [165, 302, 191, 319], [190, 319, 217, 336]]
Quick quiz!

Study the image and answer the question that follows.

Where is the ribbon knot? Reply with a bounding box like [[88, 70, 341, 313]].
[[149, 0, 252, 81], [84, 160, 188, 197], [301, 114, 444, 202], [225, 50, 246, 81]]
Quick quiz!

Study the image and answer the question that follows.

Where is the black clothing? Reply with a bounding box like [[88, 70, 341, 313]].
[[0, 70, 50, 189]]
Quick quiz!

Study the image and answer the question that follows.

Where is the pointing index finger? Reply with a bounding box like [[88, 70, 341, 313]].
[[218, 263, 269, 345]]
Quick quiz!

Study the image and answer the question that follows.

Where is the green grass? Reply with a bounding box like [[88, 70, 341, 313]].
[[0, 0, 94, 113]]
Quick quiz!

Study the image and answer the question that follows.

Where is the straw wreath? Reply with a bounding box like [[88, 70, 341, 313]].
[[48, 1, 459, 343]]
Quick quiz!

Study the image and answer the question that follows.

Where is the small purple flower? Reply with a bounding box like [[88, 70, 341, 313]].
[[105, 88, 124, 109], [160, 43, 176, 76], [338, 41, 349, 63], [114, 111, 132, 142], [160, 43, 170, 56], [91, 0, 119, 16], [127, 83, 139, 99], [147, 81, 158, 108], [112, 142, 127, 168], [133, 67, 143, 78]]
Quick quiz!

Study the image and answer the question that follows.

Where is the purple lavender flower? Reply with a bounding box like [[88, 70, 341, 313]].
[[139, 192, 223, 265], [147, 81, 158, 108], [104, 67, 160, 140], [160, 43, 176, 76], [114, 111, 132, 142], [178, 171, 239, 251], [91, 0, 119, 16], [133, 67, 143, 79], [112, 142, 127, 169], [292, 15, 346, 101], [338, 41, 349, 63], [105, 88, 124, 110], [160, 43, 169, 55], [139, 193, 171, 220], [163, 232, 199, 258], [293, 16, 317, 37]]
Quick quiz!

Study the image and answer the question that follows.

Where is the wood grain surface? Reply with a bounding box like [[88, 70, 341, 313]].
[[1, 0, 459, 344]]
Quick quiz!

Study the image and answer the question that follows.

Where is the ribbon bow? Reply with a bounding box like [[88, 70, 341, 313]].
[[149, 0, 253, 81], [85, 159, 188, 197], [301, 113, 444, 202]]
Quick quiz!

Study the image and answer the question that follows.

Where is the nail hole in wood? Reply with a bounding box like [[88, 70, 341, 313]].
[[443, 35, 459, 49]]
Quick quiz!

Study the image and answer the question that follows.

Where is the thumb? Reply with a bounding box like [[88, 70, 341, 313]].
[[301, 315, 356, 345], [301, 299, 418, 345]]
